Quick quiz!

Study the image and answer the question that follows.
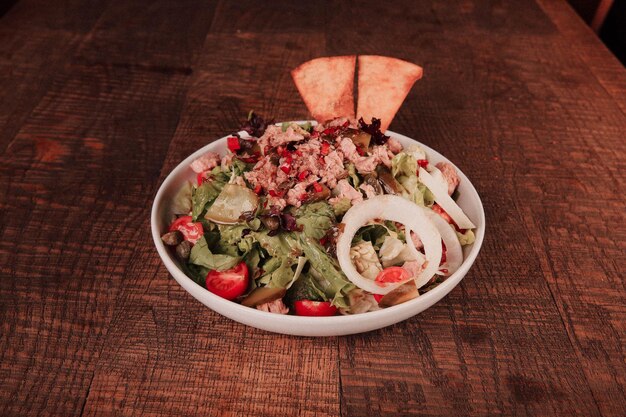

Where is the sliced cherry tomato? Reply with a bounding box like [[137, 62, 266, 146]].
[[293, 300, 338, 316], [417, 159, 429, 168], [373, 294, 384, 303], [320, 141, 331, 155], [205, 262, 249, 301], [375, 266, 410, 286], [227, 136, 241, 152], [169, 216, 203, 244]]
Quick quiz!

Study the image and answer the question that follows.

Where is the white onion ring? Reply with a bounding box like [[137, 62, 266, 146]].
[[421, 209, 463, 279], [419, 167, 476, 230], [337, 195, 442, 295]]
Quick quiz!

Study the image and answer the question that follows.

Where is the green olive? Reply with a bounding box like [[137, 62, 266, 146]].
[[351, 132, 371, 149], [376, 166, 400, 194], [241, 287, 287, 307]]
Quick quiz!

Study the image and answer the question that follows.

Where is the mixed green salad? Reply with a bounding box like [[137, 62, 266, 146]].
[[161, 113, 476, 316]]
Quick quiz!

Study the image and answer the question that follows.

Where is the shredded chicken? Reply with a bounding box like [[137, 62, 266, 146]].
[[244, 157, 277, 190], [267, 195, 287, 211], [285, 175, 319, 207], [256, 298, 289, 314], [435, 162, 460, 196], [338, 137, 391, 174], [258, 124, 310, 150], [387, 137, 403, 153], [339, 289, 380, 315], [359, 183, 378, 199], [402, 260, 426, 278], [370, 146, 393, 168], [330, 179, 363, 205], [321, 150, 347, 188], [190, 152, 220, 173]]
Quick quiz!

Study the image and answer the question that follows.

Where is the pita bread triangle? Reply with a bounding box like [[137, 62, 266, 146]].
[[291, 56, 356, 122], [357, 56, 423, 131]]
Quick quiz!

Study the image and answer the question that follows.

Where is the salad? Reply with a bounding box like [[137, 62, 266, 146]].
[[160, 112, 476, 316]]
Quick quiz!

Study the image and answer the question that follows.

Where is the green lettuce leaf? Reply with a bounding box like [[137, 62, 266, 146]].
[[229, 158, 249, 177], [191, 178, 227, 221], [252, 231, 302, 258], [299, 236, 355, 308], [295, 201, 336, 240], [347, 163, 360, 188], [218, 224, 248, 246], [391, 152, 417, 178], [182, 262, 209, 286], [331, 198, 352, 217], [265, 258, 298, 289], [352, 224, 389, 248], [391, 152, 434, 207], [285, 272, 327, 305], [171, 181, 193, 216], [456, 229, 476, 246], [242, 245, 261, 284], [189, 236, 241, 271]]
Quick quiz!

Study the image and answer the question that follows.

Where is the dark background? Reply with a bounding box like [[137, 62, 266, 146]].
[[568, 0, 626, 64]]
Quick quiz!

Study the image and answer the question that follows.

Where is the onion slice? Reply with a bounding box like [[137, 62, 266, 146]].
[[421, 208, 463, 278], [418, 167, 476, 229], [337, 195, 442, 295]]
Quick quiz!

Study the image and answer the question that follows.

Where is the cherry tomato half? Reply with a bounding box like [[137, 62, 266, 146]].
[[205, 262, 249, 301], [169, 216, 203, 244], [375, 266, 411, 286], [293, 300, 338, 317]]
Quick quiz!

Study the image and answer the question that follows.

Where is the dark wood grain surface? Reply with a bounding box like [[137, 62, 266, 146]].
[[1, 1, 624, 416]]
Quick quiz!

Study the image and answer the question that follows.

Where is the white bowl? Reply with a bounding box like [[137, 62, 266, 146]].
[[151, 124, 485, 336]]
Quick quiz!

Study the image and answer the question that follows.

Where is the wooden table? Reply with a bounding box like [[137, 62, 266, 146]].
[[1, 1, 624, 416]]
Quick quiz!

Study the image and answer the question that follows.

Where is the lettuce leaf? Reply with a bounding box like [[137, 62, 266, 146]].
[[182, 262, 209, 287], [331, 198, 352, 217], [299, 236, 355, 308], [295, 201, 336, 240], [263, 258, 299, 289], [171, 181, 193, 216], [347, 163, 360, 188], [352, 224, 389, 248], [391, 152, 417, 178], [252, 230, 302, 258], [391, 152, 434, 207], [218, 224, 248, 246], [191, 178, 227, 221], [189, 236, 241, 271], [456, 229, 476, 246], [285, 272, 327, 305]]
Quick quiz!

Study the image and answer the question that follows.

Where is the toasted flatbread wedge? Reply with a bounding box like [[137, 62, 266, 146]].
[[357, 56, 423, 131], [291, 56, 356, 122]]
